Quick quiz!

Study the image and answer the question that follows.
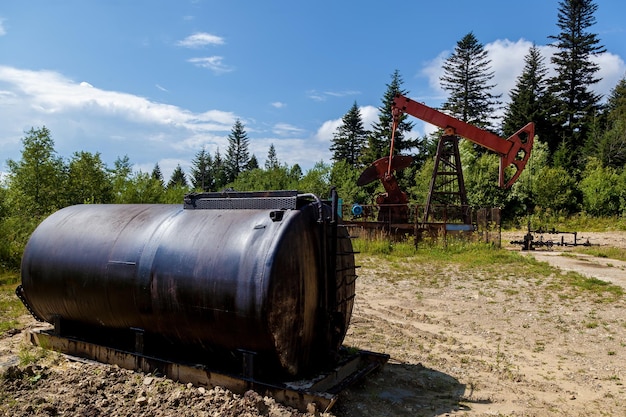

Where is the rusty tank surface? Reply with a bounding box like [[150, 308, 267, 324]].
[[18, 190, 356, 377]]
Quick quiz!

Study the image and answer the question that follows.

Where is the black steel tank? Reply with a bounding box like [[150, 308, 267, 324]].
[[18, 191, 356, 377]]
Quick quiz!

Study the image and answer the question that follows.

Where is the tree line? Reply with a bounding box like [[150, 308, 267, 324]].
[[1, 0, 625, 269]]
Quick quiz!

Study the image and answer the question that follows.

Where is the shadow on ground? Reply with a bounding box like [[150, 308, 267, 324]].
[[333, 362, 488, 417]]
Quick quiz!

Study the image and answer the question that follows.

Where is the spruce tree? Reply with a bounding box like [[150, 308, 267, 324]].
[[151, 163, 164, 184], [225, 119, 250, 183], [440, 32, 501, 131], [594, 77, 626, 167], [330, 101, 368, 168], [502, 45, 554, 143], [246, 155, 259, 170], [548, 0, 605, 167], [167, 164, 188, 189], [212, 147, 228, 190], [363, 70, 415, 164], [265, 144, 279, 170], [190, 147, 214, 192]]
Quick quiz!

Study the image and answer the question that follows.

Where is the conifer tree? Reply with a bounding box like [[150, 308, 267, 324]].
[[212, 147, 228, 190], [440, 32, 501, 131], [548, 0, 605, 166], [246, 155, 259, 170], [265, 144, 279, 170], [167, 164, 188, 189], [593, 77, 626, 167], [151, 163, 164, 184], [363, 70, 415, 164], [225, 119, 250, 183], [190, 147, 214, 192], [502, 45, 554, 144], [330, 101, 368, 168]]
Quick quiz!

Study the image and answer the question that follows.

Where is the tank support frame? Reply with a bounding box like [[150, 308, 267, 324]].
[[25, 327, 388, 413]]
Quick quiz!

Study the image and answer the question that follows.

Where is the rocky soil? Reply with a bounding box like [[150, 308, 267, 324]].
[[1, 231, 625, 416]]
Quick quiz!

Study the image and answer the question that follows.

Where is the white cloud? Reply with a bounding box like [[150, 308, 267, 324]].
[[0, 18, 6, 36], [272, 123, 303, 136], [314, 105, 378, 143], [187, 56, 233, 74], [271, 101, 286, 108], [306, 89, 360, 102], [177, 32, 224, 48], [420, 38, 626, 108], [0, 65, 239, 179]]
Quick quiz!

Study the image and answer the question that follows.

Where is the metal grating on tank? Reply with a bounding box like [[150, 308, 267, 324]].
[[183, 190, 298, 210]]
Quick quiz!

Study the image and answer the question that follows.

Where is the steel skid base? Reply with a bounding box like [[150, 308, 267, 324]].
[[25, 327, 388, 413]]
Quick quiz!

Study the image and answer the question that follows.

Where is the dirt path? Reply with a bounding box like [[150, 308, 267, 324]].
[[335, 231, 626, 416]]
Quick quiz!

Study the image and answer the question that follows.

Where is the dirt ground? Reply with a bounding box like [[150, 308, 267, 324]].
[[1, 231, 625, 416]]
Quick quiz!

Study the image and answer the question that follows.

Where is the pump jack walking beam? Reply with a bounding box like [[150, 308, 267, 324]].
[[392, 94, 535, 188]]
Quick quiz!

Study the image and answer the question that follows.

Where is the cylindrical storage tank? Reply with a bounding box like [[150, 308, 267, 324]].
[[19, 192, 356, 377]]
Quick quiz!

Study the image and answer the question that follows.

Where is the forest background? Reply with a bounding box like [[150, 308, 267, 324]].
[[1, 0, 625, 270]]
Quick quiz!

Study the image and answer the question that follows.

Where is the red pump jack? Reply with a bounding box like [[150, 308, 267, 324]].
[[357, 93, 534, 225]]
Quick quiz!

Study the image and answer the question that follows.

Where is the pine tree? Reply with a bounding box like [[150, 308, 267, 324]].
[[265, 144, 279, 170], [330, 101, 368, 168], [594, 77, 626, 167], [167, 164, 188, 189], [548, 0, 606, 167], [362, 70, 415, 164], [151, 163, 164, 184], [502, 45, 554, 143], [246, 155, 259, 170], [212, 147, 228, 190], [190, 147, 214, 192], [225, 119, 250, 183], [440, 32, 501, 131]]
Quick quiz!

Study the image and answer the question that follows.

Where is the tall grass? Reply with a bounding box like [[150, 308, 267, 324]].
[[0, 267, 25, 335], [504, 212, 626, 232]]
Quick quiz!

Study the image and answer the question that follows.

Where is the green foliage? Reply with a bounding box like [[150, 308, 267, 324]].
[[408, 158, 434, 205], [579, 158, 622, 216], [66, 151, 113, 204], [0, 215, 41, 269], [5, 127, 66, 217], [0, 268, 25, 335], [532, 166, 579, 213], [230, 166, 299, 191], [128, 172, 165, 203], [329, 160, 369, 205], [298, 161, 332, 197], [463, 149, 507, 209]]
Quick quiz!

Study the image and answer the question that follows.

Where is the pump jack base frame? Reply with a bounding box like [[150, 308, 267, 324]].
[[25, 327, 389, 413]]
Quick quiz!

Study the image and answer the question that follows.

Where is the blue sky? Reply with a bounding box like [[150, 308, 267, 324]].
[[1, 1, 625, 181]]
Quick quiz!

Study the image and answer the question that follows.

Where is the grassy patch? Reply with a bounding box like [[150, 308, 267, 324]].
[[353, 235, 623, 302], [572, 246, 626, 262], [0, 268, 26, 335]]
